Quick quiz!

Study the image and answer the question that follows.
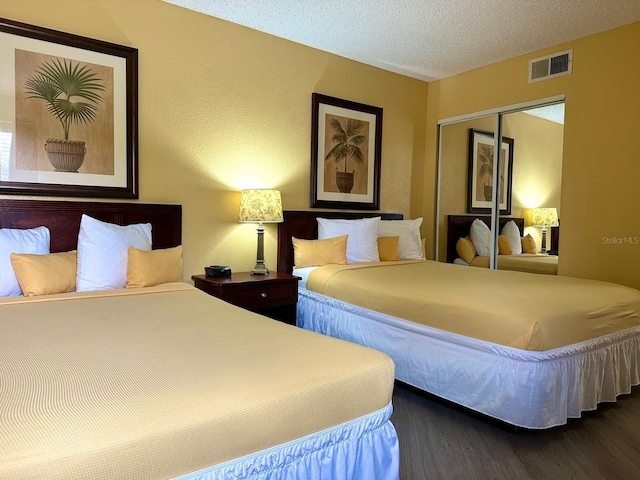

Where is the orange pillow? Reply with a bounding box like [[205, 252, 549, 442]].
[[10, 251, 77, 296], [377, 236, 400, 261], [521, 234, 537, 254], [126, 245, 183, 288], [292, 235, 348, 269], [456, 236, 477, 264], [498, 235, 513, 255]]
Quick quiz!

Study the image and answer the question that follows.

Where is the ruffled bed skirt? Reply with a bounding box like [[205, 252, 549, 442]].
[[173, 403, 399, 479], [298, 288, 640, 429]]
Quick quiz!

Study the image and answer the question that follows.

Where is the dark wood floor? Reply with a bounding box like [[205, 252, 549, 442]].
[[391, 383, 640, 480]]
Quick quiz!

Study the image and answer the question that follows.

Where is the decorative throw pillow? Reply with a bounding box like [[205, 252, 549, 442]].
[[377, 236, 400, 261], [469, 219, 491, 256], [76, 214, 152, 292], [501, 220, 522, 254], [126, 245, 183, 288], [521, 234, 538, 254], [378, 218, 424, 260], [317, 217, 380, 263], [0, 226, 50, 297], [292, 235, 348, 269], [456, 236, 477, 264], [10, 251, 77, 296], [498, 235, 513, 255]]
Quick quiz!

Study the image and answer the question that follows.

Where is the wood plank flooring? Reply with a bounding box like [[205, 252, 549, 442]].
[[391, 383, 640, 480]]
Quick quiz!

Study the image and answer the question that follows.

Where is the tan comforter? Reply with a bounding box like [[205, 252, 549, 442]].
[[306, 261, 640, 351], [0, 283, 394, 480], [469, 254, 558, 275]]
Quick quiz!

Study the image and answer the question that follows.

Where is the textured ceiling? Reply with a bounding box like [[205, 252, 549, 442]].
[[163, 0, 640, 81]]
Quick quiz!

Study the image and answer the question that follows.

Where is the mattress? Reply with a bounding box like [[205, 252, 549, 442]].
[[305, 261, 640, 351], [0, 283, 396, 479]]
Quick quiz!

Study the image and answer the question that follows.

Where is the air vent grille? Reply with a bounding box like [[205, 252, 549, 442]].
[[529, 49, 572, 83]]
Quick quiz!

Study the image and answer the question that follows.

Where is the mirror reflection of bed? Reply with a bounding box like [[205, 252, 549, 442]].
[[447, 215, 559, 275]]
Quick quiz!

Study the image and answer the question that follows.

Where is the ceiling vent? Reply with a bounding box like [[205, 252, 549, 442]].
[[528, 49, 572, 83]]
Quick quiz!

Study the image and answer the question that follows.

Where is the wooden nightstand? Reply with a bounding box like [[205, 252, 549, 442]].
[[192, 272, 301, 325]]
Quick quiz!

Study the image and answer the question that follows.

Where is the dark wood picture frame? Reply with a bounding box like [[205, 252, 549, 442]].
[[0, 18, 138, 198], [467, 128, 514, 215], [310, 93, 382, 210]]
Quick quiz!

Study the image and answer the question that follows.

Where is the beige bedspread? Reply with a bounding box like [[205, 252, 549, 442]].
[[306, 261, 640, 351], [0, 283, 394, 480], [469, 254, 558, 275]]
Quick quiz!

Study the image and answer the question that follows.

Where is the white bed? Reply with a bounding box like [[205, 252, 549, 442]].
[[278, 210, 640, 430]]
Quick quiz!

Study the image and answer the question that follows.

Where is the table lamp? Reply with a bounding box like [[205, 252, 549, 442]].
[[238, 189, 283, 275], [530, 207, 559, 253]]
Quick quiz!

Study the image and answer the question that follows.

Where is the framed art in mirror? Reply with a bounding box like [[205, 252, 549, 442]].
[[310, 93, 382, 210], [0, 18, 138, 198], [467, 128, 513, 215]]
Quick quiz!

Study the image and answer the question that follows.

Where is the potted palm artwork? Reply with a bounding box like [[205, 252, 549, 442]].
[[25, 57, 105, 173], [324, 118, 366, 193], [477, 145, 505, 201]]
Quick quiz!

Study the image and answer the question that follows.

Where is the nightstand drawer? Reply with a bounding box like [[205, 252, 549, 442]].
[[222, 282, 297, 309]]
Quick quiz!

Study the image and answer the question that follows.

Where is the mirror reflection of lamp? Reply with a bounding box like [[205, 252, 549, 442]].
[[530, 208, 559, 253], [238, 189, 284, 275]]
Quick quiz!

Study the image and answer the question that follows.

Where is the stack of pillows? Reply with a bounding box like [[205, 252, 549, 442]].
[[291, 216, 425, 269], [456, 218, 537, 264], [0, 214, 182, 297]]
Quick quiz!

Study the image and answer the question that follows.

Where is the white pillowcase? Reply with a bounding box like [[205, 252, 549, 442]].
[[0, 226, 50, 296], [317, 217, 381, 263], [469, 219, 492, 256], [76, 215, 152, 291], [378, 218, 424, 260], [501, 220, 522, 254]]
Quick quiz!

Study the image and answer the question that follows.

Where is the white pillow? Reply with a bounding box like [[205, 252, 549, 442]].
[[469, 219, 492, 256], [501, 220, 522, 254], [76, 215, 152, 291], [0, 226, 50, 296], [317, 217, 381, 263], [378, 218, 424, 260]]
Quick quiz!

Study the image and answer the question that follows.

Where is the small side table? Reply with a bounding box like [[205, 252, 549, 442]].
[[192, 272, 301, 325]]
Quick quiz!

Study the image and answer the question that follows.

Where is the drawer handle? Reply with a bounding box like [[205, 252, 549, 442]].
[[261, 292, 267, 298]]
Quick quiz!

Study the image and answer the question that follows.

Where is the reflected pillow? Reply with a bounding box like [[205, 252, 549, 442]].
[[10, 251, 77, 296], [498, 235, 513, 255], [377, 236, 400, 261], [501, 220, 522, 254], [456, 236, 477, 264], [76, 214, 152, 292], [0, 226, 50, 297], [126, 245, 183, 288], [469, 219, 491, 256], [378, 218, 424, 260], [522, 234, 538, 254], [292, 235, 348, 269], [317, 217, 380, 263]]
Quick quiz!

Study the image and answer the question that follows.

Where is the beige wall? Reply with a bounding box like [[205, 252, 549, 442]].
[[425, 22, 640, 289], [0, 0, 428, 279]]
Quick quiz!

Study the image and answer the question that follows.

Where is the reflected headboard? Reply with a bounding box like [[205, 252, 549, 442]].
[[277, 210, 403, 273], [0, 199, 182, 251]]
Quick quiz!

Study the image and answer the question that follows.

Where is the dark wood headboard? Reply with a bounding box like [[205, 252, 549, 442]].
[[446, 215, 524, 263], [277, 210, 403, 273], [0, 199, 181, 252]]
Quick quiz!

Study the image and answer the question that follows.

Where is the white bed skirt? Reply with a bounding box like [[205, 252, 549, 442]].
[[298, 289, 640, 429], [173, 403, 398, 480]]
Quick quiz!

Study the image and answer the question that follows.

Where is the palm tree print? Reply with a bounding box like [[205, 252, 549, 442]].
[[324, 117, 367, 172]]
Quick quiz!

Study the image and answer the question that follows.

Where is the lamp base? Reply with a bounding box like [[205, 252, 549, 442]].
[[251, 263, 269, 275]]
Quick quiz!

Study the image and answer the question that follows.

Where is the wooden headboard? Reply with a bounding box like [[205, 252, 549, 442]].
[[446, 215, 524, 263], [0, 199, 182, 252], [277, 210, 403, 273]]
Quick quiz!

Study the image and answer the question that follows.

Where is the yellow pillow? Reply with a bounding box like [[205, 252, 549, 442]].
[[498, 235, 513, 255], [455, 236, 477, 264], [521, 234, 537, 254], [292, 235, 348, 269], [126, 245, 183, 288], [377, 236, 400, 261], [10, 251, 77, 297]]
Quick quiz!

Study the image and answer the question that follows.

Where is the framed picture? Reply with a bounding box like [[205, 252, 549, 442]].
[[310, 93, 382, 210], [0, 18, 138, 198], [467, 128, 514, 215]]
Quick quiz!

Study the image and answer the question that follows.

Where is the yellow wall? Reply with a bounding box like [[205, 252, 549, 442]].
[[426, 22, 640, 289], [0, 0, 428, 279]]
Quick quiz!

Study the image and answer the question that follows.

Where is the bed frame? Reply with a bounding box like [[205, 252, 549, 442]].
[[0, 199, 181, 251], [446, 214, 559, 263], [277, 210, 403, 273]]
